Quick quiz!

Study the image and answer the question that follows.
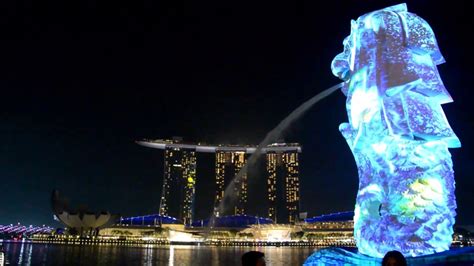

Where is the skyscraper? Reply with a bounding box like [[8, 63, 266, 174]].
[[214, 148, 247, 217], [138, 139, 301, 224], [159, 145, 197, 225], [266, 147, 300, 224]]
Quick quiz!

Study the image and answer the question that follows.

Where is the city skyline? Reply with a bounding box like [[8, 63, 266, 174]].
[[141, 138, 302, 224], [2, 1, 473, 227], [266, 150, 300, 224], [159, 145, 196, 225], [214, 149, 247, 217]]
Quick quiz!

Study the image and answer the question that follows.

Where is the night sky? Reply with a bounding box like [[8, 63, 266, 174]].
[[1, 0, 473, 226]]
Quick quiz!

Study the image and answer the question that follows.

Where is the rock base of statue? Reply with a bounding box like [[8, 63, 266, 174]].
[[303, 247, 474, 266]]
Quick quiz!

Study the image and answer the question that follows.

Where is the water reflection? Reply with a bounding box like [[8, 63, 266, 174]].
[[168, 246, 174, 266], [2, 242, 316, 265], [17, 241, 24, 265], [142, 245, 154, 266]]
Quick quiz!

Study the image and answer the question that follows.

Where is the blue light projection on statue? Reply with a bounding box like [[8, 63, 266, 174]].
[[331, 3, 460, 257]]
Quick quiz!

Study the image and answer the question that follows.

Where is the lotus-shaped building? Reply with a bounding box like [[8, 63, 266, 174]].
[[51, 190, 118, 236]]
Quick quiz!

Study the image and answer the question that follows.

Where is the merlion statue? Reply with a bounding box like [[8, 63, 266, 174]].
[[331, 3, 460, 257]]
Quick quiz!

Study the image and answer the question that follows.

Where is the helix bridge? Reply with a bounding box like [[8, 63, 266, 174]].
[[0, 224, 53, 236]]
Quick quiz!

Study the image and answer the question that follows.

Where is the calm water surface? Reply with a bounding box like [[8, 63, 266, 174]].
[[2, 242, 317, 265]]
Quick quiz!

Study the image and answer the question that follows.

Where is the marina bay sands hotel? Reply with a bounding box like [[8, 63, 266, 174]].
[[137, 138, 301, 225]]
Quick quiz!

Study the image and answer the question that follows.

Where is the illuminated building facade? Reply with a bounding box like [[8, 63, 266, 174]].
[[138, 139, 301, 224], [214, 149, 247, 216], [160, 145, 197, 225], [266, 146, 300, 224]]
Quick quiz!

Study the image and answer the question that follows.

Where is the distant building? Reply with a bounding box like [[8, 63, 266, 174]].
[[138, 139, 302, 224], [214, 148, 247, 217], [191, 215, 273, 228], [266, 145, 300, 224], [159, 138, 197, 225], [51, 190, 118, 236], [303, 211, 355, 241], [94, 211, 355, 245]]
